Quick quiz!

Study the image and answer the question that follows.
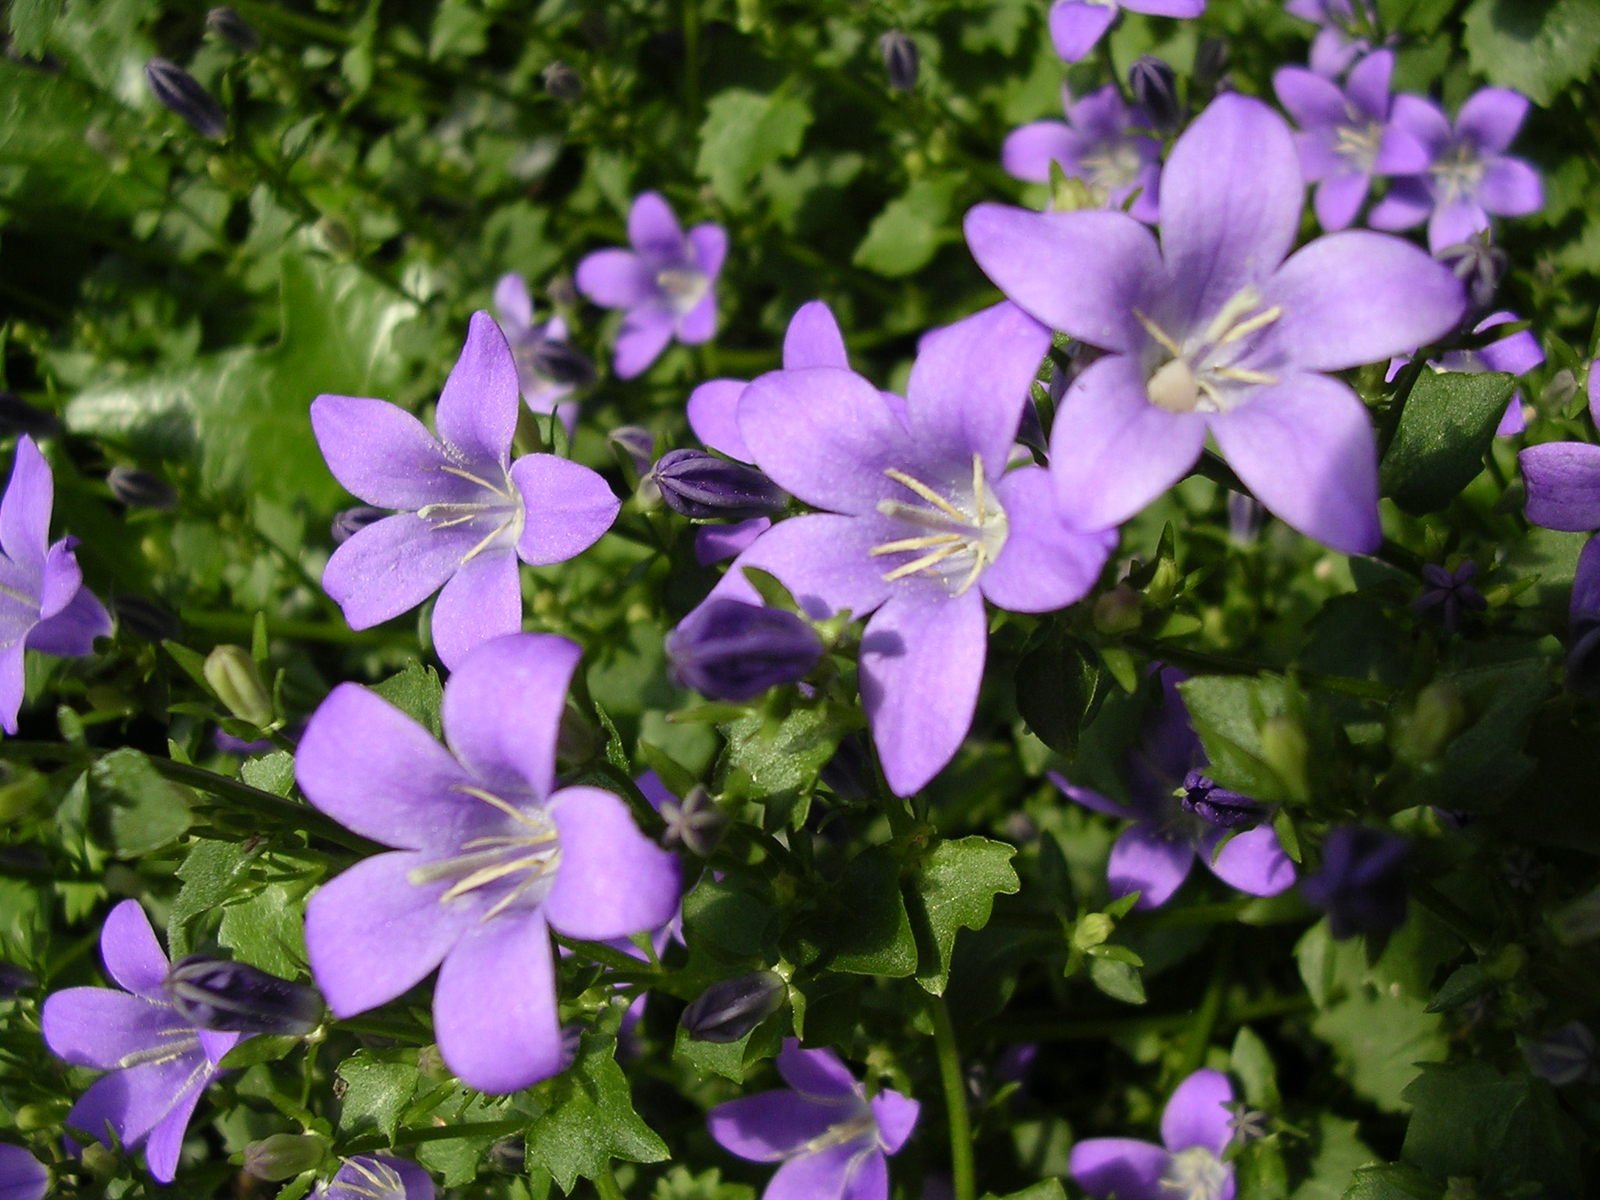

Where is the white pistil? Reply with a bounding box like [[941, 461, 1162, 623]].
[[407, 794, 561, 920], [1160, 1146, 1230, 1200], [0, 578, 35, 609], [792, 1111, 878, 1155], [1134, 288, 1284, 414], [656, 266, 709, 313], [870, 455, 1006, 595]]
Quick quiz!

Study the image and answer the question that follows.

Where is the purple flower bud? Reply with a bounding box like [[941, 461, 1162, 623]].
[[542, 61, 583, 101], [879, 30, 919, 92], [1437, 231, 1508, 313], [1522, 1021, 1597, 1086], [1129, 56, 1181, 130], [652, 449, 788, 521], [106, 465, 177, 511], [522, 337, 595, 389], [659, 785, 726, 857], [1227, 493, 1265, 545], [330, 505, 386, 546], [0, 391, 62, 440], [1301, 826, 1409, 941], [205, 6, 260, 53], [144, 58, 226, 140], [681, 971, 788, 1043], [1179, 771, 1264, 829], [112, 595, 180, 643], [608, 425, 656, 478], [164, 955, 323, 1035], [667, 599, 823, 701], [0, 961, 36, 998]]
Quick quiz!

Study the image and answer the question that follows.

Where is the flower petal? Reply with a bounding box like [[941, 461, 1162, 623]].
[[1477, 326, 1543, 377], [615, 306, 677, 379], [142, 1071, 210, 1184], [1203, 825, 1297, 896], [1002, 121, 1081, 182], [433, 913, 562, 1094], [0, 437, 51, 572], [509, 454, 620, 567], [1070, 1137, 1170, 1200], [766, 1142, 866, 1200], [1521, 443, 1600, 531], [442, 632, 580, 800], [1124, 0, 1204, 12], [708, 1092, 857, 1163], [1428, 197, 1487, 254], [1345, 48, 1393, 116], [778, 1040, 864, 1099], [1049, 1, 1117, 61], [710, 513, 892, 620], [690, 223, 728, 279], [1368, 177, 1433, 232], [983, 467, 1115, 612], [321, 514, 473, 631], [1272, 66, 1346, 130], [0, 643, 21, 736], [544, 785, 680, 940], [0, 1145, 48, 1200], [310, 397, 472, 512], [1457, 87, 1528, 154], [64, 1055, 205, 1168], [871, 1091, 920, 1154], [41, 989, 176, 1070], [435, 312, 520, 467], [688, 379, 753, 461], [1388, 94, 1451, 155], [1478, 158, 1543, 218], [1313, 172, 1370, 232], [100, 900, 171, 998], [1109, 824, 1195, 909], [783, 301, 849, 369], [493, 274, 532, 331], [575, 250, 654, 309], [678, 290, 718, 344], [26, 583, 111, 657], [695, 518, 769, 565], [1161, 1068, 1236, 1154], [429, 547, 522, 670], [1049, 771, 1139, 820], [630, 192, 685, 259], [841, 1149, 888, 1200]]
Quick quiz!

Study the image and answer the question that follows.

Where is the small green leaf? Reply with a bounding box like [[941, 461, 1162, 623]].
[[1089, 955, 1146, 1004], [908, 837, 1020, 994], [89, 749, 193, 855], [525, 1034, 669, 1190], [218, 883, 308, 977], [372, 661, 444, 737], [852, 179, 958, 277], [335, 1050, 417, 1141], [697, 87, 813, 207], [982, 1183, 1067, 1200], [1014, 637, 1102, 755], [1379, 370, 1516, 513], [812, 848, 917, 977], [1462, 0, 1600, 106]]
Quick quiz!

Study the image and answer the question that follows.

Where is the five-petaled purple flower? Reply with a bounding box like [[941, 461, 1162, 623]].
[[576, 191, 726, 379], [0, 1146, 47, 1200], [0, 435, 112, 735], [492, 273, 592, 435], [1003, 84, 1164, 222], [1273, 50, 1427, 231], [312, 313, 619, 668], [1285, 0, 1377, 77], [708, 1039, 919, 1200], [297, 632, 680, 1094], [1370, 88, 1543, 253], [967, 93, 1466, 554], [1071, 1069, 1238, 1200], [41, 901, 244, 1184], [1052, 671, 1294, 908], [692, 301, 1116, 795], [1412, 560, 1486, 633], [1300, 825, 1408, 940], [320, 1154, 434, 1200], [1048, 1, 1204, 64]]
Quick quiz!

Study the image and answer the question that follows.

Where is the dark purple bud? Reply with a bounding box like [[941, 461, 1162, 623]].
[[994, 1042, 1038, 1086], [542, 61, 583, 101], [652, 449, 788, 521], [1436, 231, 1507, 313], [523, 336, 595, 389], [165, 955, 323, 1035], [205, 6, 260, 53], [1129, 56, 1181, 131], [113, 595, 181, 643], [0, 961, 36, 998], [1300, 826, 1409, 941], [680, 970, 787, 1043], [879, 30, 919, 92], [331, 505, 386, 546], [1522, 1021, 1597, 1086], [1179, 770, 1264, 829], [144, 58, 227, 140], [0, 391, 62, 439], [106, 465, 177, 511], [658, 785, 726, 857], [667, 599, 823, 701], [1227, 493, 1265, 545]]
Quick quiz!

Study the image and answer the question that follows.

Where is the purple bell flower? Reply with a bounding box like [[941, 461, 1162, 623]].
[[311, 313, 619, 668], [297, 633, 679, 1094], [667, 598, 824, 701], [492, 273, 590, 435], [575, 192, 726, 379], [1070, 1069, 1238, 1200], [967, 93, 1467, 554], [1412, 560, 1487, 633], [1565, 537, 1600, 699], [321, 1154, 434, 1200], [0, 436, 113, 735], [1048, 0, 1204, 64], [1003, 84, 1165, 223], [41, 902, 245, 1183], [1370, 88, 1544, 253], [1300, 825, 1409, 940], [708, 1039, 920, 1200], [1052, 671, 1295, 909], [0, 1146, 47, 1200]]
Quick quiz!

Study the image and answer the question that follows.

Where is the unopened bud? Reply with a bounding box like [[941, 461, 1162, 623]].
[[313, 217, 355, 257], [206, 6, 260, 53], [1128, 56, 1180, 130], [659, 785, 726, 857], [166, 956, 322, 1035], [608, 425, 656, 480], [0, 391, 62, 439], [243, 1132, 329, 1181], [879, 31, 919, 92], [667, 599, 823, 701], [107, 466, 177, 511], [1522, 1021, 1596, 1087], [0, 961, 36, 998], [1551, 882, 1600, 946], [13, 1102, 62, 1132], [330, 505, 385, 546], [525, 337, 595, 389], [1394, 681, 1467, 765], [542, 61, 583, 101], [652, 450, 789, 521], [202, 645, 274, 727], [1092, 586, 1142, 635], [144, 58, 226, 140], [1436, 231, 1506, 313], [1227, 493, 1265, 545], [1259, 715, 1309, 800], [681, 970, 787, 1042]]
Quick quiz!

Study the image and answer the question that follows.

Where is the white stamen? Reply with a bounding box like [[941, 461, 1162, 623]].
[[870, 455, 1007, 595]]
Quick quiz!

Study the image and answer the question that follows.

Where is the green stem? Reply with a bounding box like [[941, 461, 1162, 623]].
[[182, 610, 400, 647], [1179, 930, 1232, 1076], [931, 997, 976, 1200], [594, 1166, 626, 1200], [150, 757, 379, 854]]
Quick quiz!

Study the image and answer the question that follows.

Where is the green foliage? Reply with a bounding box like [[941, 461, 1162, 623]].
[[524, 1034, 670, 1191], [1462, 0, 1600, 105], [908, 836, 1020, 993], [697, 87, 814, 208], [1379, 370, 1516, 514]]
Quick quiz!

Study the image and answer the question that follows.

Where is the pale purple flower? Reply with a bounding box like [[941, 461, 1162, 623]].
[[1051, 671, 1294, 909], [1070, 1069, 1238, 1200], [320, 1155, 434, 1200], [967, 93, 1466, 554], [0, 435, 112, 735], [1370, 89, 1543, 253], [575, 191, 726, 379], [1285, 0, 1376, 77], [691, 302, 1116, 795], [1003, 84, 1164, 222], [709, 1039, 919, 1200], [492, 273, 590, 434], [41, 901, 243, 1184], [1049, 1, 1205, 64], [0, 1146, 47, 1200], [297, 633, 680, 1094], [1273, 51, 1428, 230], [312, 313, 619, 668]]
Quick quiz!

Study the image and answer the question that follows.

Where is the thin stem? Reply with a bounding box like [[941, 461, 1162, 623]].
[[150, 757, 379, 854], [594, 1167, 626, 1200], [1178, 929, 1232, 1077], [183, 610, 401, 647], [931, 997, 976, 1200]]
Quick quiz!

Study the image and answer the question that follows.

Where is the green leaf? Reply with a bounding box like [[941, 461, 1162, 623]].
[[852, 178, 958, 277], [717, 700, 851, 830], [7, 0, 62, 57], [982, 1183, 1067, 1200], [1177, 675, 1304, 804], [1379, 370, 1516, 514], [653, 1165, 757, 1200], [1014, 637, 1102, 755], [1290, 1116, 1376, 1200], [696, 87, 813, 208], [908, 837, 1020, 994], [1088, 955, 1146, 1005], [218, 883, 308, 977], [335, 1050, 417, 1142], [218, 1035, 303, 1069], [240, 751, 296, 798], [372, 661, 444, 737], [1462, 0, 1600, 105], [168, 839, 253, 955], [681, 873, 778, 961], [810, 847, 917, 977], [1405, 659, 1548, 813], [89, 749, 193, 855], [525, 1034, 669, 1191], [1230, 1025, 1282, 1109]]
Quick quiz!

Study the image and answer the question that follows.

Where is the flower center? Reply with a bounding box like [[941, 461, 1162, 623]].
[[1080, 140, 1146, 195], [1162, 1146, 1231, 1200], [794, 1109, 878, 1154], [415, 464, 526, 564], [1430, 143, 1485, 204], [406, 788, 561, 921], [1333, 119, 1382, 172], [656, 266, 710, 314], [115, 1024, 202, 1069], [869, 454, 1008, 596], [1134, 287, 1283, 413], [337, 1157, 408, 1199]]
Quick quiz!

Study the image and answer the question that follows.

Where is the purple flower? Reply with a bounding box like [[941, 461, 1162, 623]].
[[0, 1146, 47, 1200], [1300, 825, 1408, 940], [1522, 1021, 1597, 1087], [967, 93, 1466, 554], [1285, 0, 1376, 77], [1070, 1069, 1237, 1200], [0, 436, 112, 735], [1003, 84, 1164, 222], [492, 273, 591, 434], [693, 302, 1116, 794], [1519, 441, 1600, 533], [297, 633, 680, 1094], [1370, 88, 1543, 253], [312, 313, 619, 668], [575, 192, 726, 379], [708, 1039, 919, 1200], [321, 1154, 434, 1200], [1048, 1, 1205, 64], [1565, 537, 1600, 698], [1273, 51, 1428, 231], [40, 901, 243, 1183], [1051, 671, 1295, 909], [1412, 560, 1486, 633]]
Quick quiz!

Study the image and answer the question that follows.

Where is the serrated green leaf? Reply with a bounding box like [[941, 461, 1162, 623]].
[[1230, 1025, 1281, 1109], [1380, 370, 1516, 514], [335, 1050, 417, 1142], [909, 836, 1020, 994], [240, 751, 296, 797], [1340, 1164, 1443, 1200], [371, 660, 444, 737], [1462, 0, 1600, 106], [525, 1035, 668, 1190], [89, 748, 193, 855], [696, 87, 812, 207], [1289, 1116, 1375, 1200], [169, 839, 253, 955], [218, 883, 307, 977], [717, 700, 851, 830], [812, 847, 917, 977], [852, 178, 958, 277]]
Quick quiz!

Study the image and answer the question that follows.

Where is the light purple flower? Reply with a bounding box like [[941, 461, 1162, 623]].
[[575, 191, 727, 379], [1564, 538, 1600, 698], [1273, 51, 1428, 231], [693, 302, 1116, 795], [1285, 0, 1376, 77], [41, 901, 243, 1184], [1071, 1069, 1237, 1200], [1003, 84, 1163, 222], [297, 632, 680, 1094], [320, 1154, 434, 1200], [0, 435, 112, 735], [1369, 88, 1543, 253], [312, 313, 619, 668], [0, 1146, 47, 1200], [966, 93, 1466, 554], [492, 273, 590, 434], [1520, 440, 1600, 533], [1049, 0, 1205, 64], [1051, 671, 1294, 909], [708, 1039, 919, 1200]]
